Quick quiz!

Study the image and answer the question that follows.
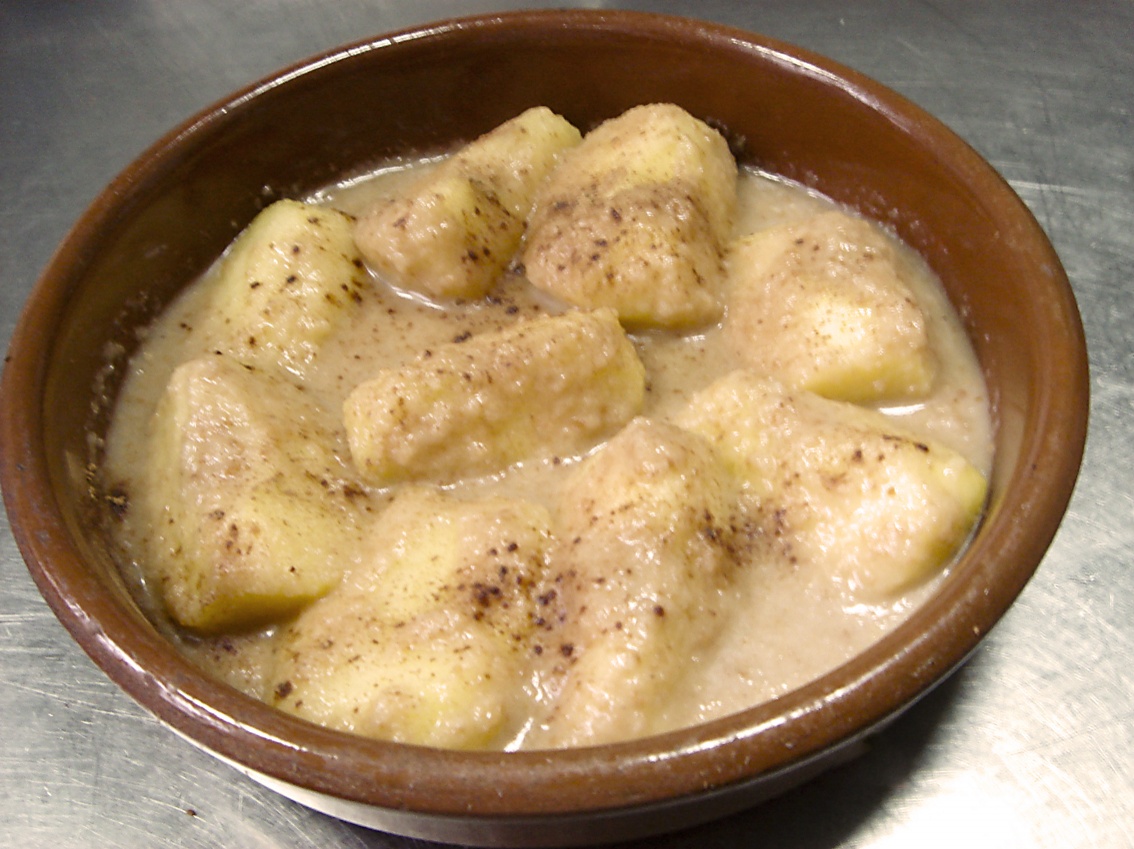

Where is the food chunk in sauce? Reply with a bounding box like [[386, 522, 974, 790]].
[[200, 199, 368, 378], [525, 418, 743, 747], [140, 356, 365, 632], [523, 103, 738, 328], [269, 487, 552, 749], [354, 106, 581, 300], [343, 307, 646, 484], [677, 372, 988, 597], [724, 209, 936, 403]]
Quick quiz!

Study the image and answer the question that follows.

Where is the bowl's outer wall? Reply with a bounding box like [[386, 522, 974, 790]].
[[1, 9, 1088, 835]]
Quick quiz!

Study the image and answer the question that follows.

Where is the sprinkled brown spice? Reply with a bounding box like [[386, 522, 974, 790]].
[[105, 488, 129, 519]]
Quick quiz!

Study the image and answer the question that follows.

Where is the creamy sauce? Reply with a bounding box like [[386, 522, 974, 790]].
[[101, 163, 992, 746]]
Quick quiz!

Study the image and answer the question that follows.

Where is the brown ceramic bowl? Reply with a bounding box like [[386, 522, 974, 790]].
[[0, 9, 1088, 847]]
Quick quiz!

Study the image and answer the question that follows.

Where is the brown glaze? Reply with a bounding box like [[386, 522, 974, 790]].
[[0, 9, 1088, 846]]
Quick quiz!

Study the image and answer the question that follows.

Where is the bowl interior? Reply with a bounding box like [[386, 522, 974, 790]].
[[1, 7, 1088, 838]]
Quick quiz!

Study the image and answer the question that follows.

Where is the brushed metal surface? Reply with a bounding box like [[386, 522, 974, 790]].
[[2, 1, 1130, 847]]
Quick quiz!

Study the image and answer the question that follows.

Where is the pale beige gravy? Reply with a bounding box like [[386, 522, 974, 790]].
[[102, 162, 993, 748]]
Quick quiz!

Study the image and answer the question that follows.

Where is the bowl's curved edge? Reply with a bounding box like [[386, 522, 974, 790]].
[[193, 714, 876, 848]]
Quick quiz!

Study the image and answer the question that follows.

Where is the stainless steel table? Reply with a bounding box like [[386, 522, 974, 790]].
[[2, 2, 1130, 846]]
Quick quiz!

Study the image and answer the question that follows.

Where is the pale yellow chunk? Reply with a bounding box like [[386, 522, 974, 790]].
[[201, 200, 367, 378], [527, 418, 741, 748], [677, 372, 987, 598], [343, 308, 646, 484], [354, 107, 581, 300], [523, 103, 738, 328], [140, 356, 366, 632], [269, 487, 552, 749], [724, 209, 936, 403]]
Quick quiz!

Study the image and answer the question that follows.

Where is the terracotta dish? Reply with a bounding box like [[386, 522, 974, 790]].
[[0, 10, 1088, 847]]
